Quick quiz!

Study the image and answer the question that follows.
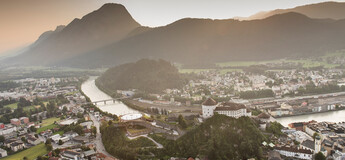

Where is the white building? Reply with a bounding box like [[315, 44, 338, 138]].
[[0, 125, 17, 135], [275, 146, 313, 160], [0, 148, 7, 158], [201, 98, 218, 118], [213, 102, 251, 118]]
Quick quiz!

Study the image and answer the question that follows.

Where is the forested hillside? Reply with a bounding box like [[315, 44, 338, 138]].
[[96, 59, 190, 93]]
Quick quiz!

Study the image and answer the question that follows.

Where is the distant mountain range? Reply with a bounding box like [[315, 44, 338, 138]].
[[237, 1, 345, 20], [4, 2, 345, 68]]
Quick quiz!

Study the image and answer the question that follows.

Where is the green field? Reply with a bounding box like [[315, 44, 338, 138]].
[[53, 131, 64, 135], [36, 124, 58, 133], [2, 143, 48, 160], [179, 69, 214, 73], [4, 103, 18, 109], [216, 61, 262, 67], [41, 117, 60, 127], [4, 103, 40, 111]]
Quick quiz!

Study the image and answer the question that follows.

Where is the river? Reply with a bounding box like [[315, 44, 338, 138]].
[[81, 77, 345, 126], [276, 110, 345, 127], [81, 77, 138, 116]]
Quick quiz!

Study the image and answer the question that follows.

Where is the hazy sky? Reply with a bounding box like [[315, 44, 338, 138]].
[[1, 0, 344, 55]]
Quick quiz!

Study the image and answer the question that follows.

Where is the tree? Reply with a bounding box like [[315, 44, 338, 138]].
[[30, 126, 37, 132], [266, 122, 284, 136], [62, 106, 68, 114], [178, 115, 187, 129], [0, 135, 4, 143], [313, 132, 320, 140], [92, 126, 97, 136], [45, 138, 52, 145], [108, 120, 113, 126], [73, 125, 84, 135], [58, 140, 63, 145], [21, 137, 26, 143], [315, 152, 326, 160], [46, 144, 53, 151]]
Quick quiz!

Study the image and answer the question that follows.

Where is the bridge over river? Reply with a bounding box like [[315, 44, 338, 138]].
[[81, 98, 126, 105]]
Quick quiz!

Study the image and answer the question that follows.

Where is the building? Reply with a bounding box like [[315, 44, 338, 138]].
[[0, 148, 7, 158], [288, 122, 305, 131], [63, 131, 79, 139], [10, 118, 21, 126], [0, 123, 4, 129], [333, 150, 345, 160], [0, 124, 17, 135], [20, 117, 29, 124], [61, 150, 83, 160], [274, 146, 313, 160], [213, 102, 251, 118], [10, 142, 25, 152], [257, 113, 275, 123], [27, 135, 41, 145], [201, 98, 218, 118]]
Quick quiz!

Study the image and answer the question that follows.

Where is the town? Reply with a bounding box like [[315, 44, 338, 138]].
[[0, 70, 344, 159]]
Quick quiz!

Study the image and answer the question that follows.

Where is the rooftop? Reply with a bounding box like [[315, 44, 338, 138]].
[[202, 98, 217, 106]]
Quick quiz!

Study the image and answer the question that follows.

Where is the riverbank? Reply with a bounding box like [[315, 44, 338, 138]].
[[275, 109, 345, 127], [273, 107, 345, 118], [80, 77, 138, 116]]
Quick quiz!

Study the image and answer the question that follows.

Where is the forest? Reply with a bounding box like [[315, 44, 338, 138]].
[[96, 59, 195, 94]]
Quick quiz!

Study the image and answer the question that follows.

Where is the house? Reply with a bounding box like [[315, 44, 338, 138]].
[[73, 136, 89, 143], [0, 148, 7, 158], [288, 122, 304, 131], [274, 146, 313, 160], [83, 149, 97, 158], [0, 124, 17, 135], [213, 102, 251, 118], [10, 142, 25, 152], [20, 117, 29, 124], [10, 118, 21, 126], [80, 121, 93, 129], [61, 150, 83, 160], [333, 150, 345, 160], [300, 140, 315, 152], [257, 113, 275, 123], [27, 135, 41, 145], [63, 131, 79, 139], [4, 139, 17, 148]]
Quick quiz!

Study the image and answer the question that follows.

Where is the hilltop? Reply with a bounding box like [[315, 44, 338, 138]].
[[96, 59, 190, 94]]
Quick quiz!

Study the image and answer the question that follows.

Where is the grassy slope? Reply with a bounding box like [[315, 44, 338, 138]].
[[41, 117, 60, 127], [36, 124, 58, 133], [2, 143, 48, 160]]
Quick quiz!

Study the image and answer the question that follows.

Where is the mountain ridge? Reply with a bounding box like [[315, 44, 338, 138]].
[[5, 2, 345, 68]]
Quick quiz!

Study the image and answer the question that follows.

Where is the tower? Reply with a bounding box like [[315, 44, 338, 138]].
[[315, 135, 321, 153], [202, 98, 218, 118]]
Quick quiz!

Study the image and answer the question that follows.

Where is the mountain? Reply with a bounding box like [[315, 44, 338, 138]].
[[6, 2, 345, 68], [96, 59, 189, 94], [60, 12, 345, 68], [242, 1, 345, 20], [6, 3, 141, 66]]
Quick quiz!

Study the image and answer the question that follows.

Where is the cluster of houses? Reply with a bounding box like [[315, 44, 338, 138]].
[[0, 77, 85, 103], [275, 121, 345, 159]]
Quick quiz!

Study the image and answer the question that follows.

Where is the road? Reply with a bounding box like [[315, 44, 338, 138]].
[[89, 113, 117, 159], [128, 134, 164, 149]]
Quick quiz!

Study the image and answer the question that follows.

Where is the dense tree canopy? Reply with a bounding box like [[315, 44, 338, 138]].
[[96, 59, 190, 94]]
